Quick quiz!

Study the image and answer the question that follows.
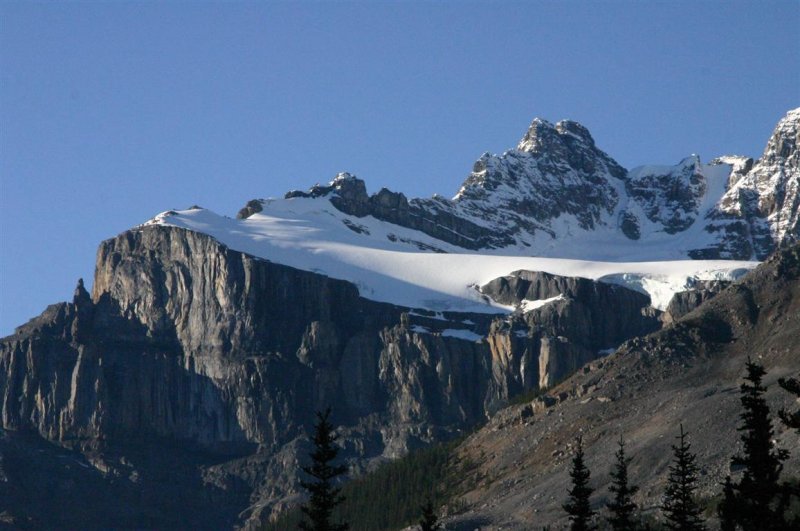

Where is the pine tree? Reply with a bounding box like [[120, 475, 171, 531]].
[[717, 476, 737, 531], [778, 374, 800, 432], [730, 359, 788, 530], [607, 436, 638, 531], [419, 499, 441, 531], [661, 425, 705, 531], [299, 408, 349, 531], [563, 435, 595, 531]]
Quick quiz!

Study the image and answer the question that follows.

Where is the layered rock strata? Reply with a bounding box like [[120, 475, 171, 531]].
[[1, 225, 659, 528]]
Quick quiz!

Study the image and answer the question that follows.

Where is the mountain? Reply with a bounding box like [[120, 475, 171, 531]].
[[238, 108, 799, 261], [446, 243, 800, 529], [1, 109, 798, 529], [0, 225, 661, 529]]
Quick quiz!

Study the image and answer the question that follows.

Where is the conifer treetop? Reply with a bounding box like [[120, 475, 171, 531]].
[[300, 408, 349, 531], [563, 435, 596, 531], [661, 424, 705, 531]]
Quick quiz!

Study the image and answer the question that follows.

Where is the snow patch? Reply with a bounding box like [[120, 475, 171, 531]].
[[519, 294, 565, 312], [441, 329, 484, 342]]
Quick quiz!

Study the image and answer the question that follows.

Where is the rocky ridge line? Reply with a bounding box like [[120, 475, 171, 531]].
[[241, 109, 800, 260]]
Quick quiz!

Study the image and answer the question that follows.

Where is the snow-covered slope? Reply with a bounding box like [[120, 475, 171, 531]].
[[140, 109, 799, 315], [145, 198, 756, 312]]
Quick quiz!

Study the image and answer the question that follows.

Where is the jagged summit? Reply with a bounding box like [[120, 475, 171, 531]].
[[456, 116, 626, 204], [762, 107, 799, 166], [517, 117, 596, 152], [696, 107, 800, 259], [231, 109, 798, 260]]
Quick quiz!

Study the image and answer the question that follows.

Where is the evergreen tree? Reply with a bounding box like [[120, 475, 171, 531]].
[[717, 476, 737, 531], [299, 408, 349, 531], [419, 499, 441, 531], [778, 374, 800, 432], [661, 425, 705, 531], [563, 435, 595, 531], [730, 359, 788, 530], [607, 436, 639, 531]]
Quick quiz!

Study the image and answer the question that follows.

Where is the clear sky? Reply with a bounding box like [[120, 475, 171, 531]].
[[1, 1, 798, 335]]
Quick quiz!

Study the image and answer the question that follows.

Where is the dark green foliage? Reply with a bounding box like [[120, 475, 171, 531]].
[[299, 408, 349, 531], [778, 374, 800, 433], [265, 439, 466, 531], [607, 436, 639, 531], [333, 439, 466, 529], [508, 375, 571, 408], [729, 359, 789, 530], [563, 436, 595, 531], [419, 499, 441, 531], [508, 382, 555, 407], [661, 425, 705, 531], [717, 476, 736, 531]]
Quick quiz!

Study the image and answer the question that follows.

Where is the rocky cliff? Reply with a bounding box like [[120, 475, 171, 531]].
[[694, 109, 800, 259], [0, 224, 659, 529]]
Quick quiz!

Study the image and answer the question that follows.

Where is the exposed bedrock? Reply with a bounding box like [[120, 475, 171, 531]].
[[0, 225, 663, 527], [481, 270, 661, 387]]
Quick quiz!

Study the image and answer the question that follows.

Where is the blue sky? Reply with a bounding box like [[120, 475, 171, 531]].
[[1, 1, 798, 335]]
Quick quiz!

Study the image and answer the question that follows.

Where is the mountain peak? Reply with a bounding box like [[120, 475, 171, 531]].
[[516, 117, 595, 152], [761, 107, 800, 167], [330, 172, 358, 186], [516, 117, 556, 152]]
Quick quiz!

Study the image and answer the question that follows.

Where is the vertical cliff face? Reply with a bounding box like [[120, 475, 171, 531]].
[[0, 225, 663, 527], [91, 227, 367, 359], [480, 270, 661, 388]]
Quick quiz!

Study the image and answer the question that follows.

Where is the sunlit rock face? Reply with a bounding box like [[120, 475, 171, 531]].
[[697, 109, 800, 259], [248, 109, 798, 260]]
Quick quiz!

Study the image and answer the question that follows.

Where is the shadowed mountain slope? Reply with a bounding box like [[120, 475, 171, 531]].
[[446, 244, 800, 529]]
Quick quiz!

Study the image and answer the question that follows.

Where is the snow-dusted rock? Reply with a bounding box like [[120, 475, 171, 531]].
[[697, 108, 800, 259], [238, 109, 799, 262]]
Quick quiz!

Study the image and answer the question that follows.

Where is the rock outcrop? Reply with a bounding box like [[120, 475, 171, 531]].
[[662, 279, 730, 323], [281, 172, 500, 250], [693, 109, 800, 259], [625, 156, 707, 235], [481, 270, 660, 388], [0, 225, 658, 529]]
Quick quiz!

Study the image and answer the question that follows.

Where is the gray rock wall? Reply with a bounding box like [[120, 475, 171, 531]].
[[0, 225, 663, 527]]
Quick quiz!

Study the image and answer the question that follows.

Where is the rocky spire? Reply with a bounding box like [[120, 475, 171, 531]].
[[73, 278, 91, 308], [760, 107, 799, 168], [516, 118, 597, 153], [516, 117, 559, 153]]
